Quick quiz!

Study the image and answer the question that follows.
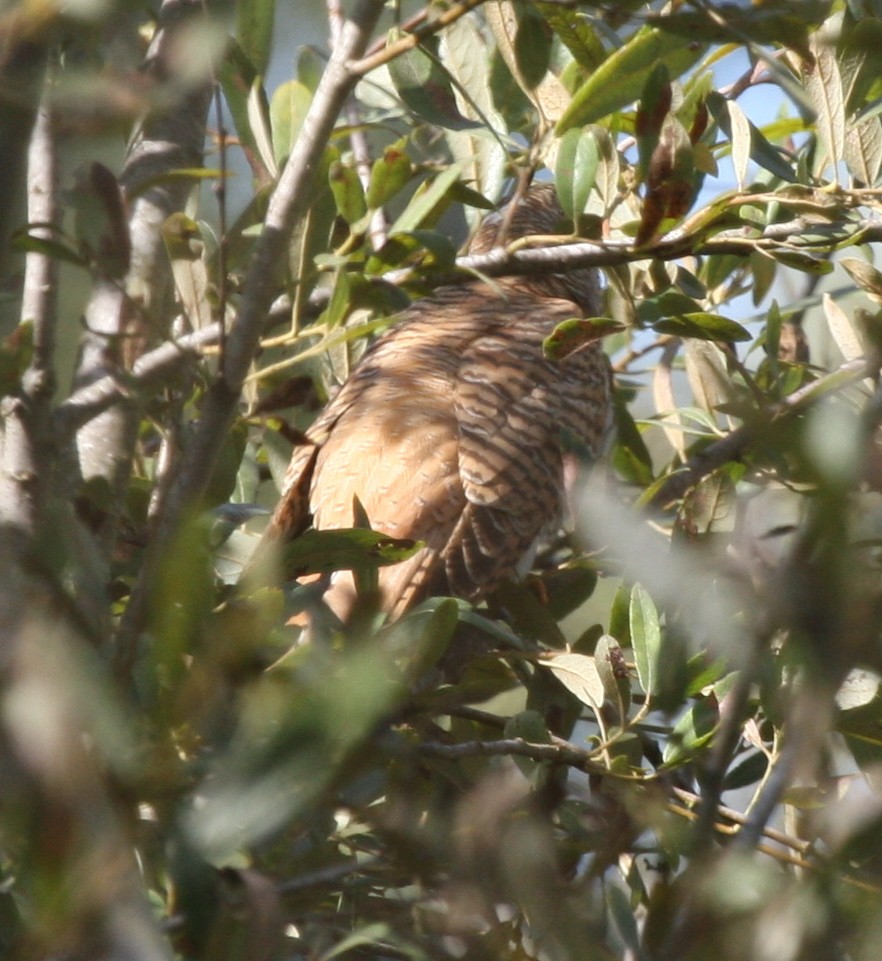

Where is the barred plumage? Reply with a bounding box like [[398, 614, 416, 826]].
[[259, 184, 613, 618]]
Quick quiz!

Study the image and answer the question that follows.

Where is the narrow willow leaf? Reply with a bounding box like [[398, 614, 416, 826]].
[[387, 32, 480, 131], [840, 257, 882, 304], [595, 634, 630, 725], [236, 0, 274, 77], [162, 213, 212, 330], [281, 528, 421, 578], [269, 79, 312, 169], [557, 27, 706, 132], [845, 117, 882, 186], [366, 142, 413, 210], [543, 652, 605, 710], [543, 316, 623, 361], [440, 15, 507, 207], [593, 125, 621, 212], [727, 98, 751, 189], [823, 291, 864, 363], [554, 128, 599, 220], [684, 340, 731, 418], [803, 37, 846, 176], [630, 584, 661, 698], [387, 163, 463, 234], [652, 345, 686, 460], [484, 0, 570, 125], [653, 312, 751, 343], [328, 162, 367, 225], [662, 700, 717, 765], [536, 1, 606, 71], [767, 250, 833, 274], [707, 92, 796, 183]]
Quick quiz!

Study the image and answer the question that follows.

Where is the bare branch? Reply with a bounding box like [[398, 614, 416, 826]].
[[418, 736, 607, 773], [115, 0, 387, 675], [0, 35, 47, 282], [72, 0, 216, 559], [0, 99, 58, 534], [647, 357, 874, 509]]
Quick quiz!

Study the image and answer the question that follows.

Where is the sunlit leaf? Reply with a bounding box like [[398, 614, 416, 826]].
[[653, 312, 751, 343], [542, 651, 605, 710], [630, 584, 661, 698], [557, 26, 707, 132]]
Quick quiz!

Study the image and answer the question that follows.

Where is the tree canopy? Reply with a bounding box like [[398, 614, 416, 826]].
[[3, 1, 882, 959]]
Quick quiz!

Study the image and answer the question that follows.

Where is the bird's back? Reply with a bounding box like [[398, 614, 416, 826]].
[[258, 186, 612, 618]]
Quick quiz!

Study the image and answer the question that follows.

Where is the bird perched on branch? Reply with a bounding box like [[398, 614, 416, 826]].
[[257, 183, 614, 619]]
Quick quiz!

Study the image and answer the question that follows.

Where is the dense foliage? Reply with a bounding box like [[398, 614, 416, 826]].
[[4, 0, 882, 958]]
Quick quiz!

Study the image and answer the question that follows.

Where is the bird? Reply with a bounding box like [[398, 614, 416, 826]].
[[256, 183, 614, 621]]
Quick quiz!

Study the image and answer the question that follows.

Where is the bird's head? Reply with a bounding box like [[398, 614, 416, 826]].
[[468, 183, 601, 315]]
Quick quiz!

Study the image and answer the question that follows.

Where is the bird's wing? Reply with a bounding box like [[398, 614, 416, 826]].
[[439, 295, 588, 597], [301, 292, 480, 616]]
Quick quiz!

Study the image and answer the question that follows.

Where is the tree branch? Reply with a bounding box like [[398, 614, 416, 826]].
[[0, 99, 58, 534], [647, 357, 874, 509], [114, 0, 387, 676], [72, 0, 216, 561]]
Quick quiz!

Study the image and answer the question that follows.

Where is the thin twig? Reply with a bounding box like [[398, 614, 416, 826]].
[[647, 356, 876, 508], [351, 0, 489, 76]]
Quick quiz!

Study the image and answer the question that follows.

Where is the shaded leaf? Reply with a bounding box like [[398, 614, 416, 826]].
[[281, 528, 421, 578], [387, 33, 480, 130], [555, 127, 599, 221], [662, 699, 718, 766], [630, 584, 661, 698], [653, 312, 751, 343]]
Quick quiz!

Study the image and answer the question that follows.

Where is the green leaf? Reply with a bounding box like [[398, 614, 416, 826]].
[[387, 163, 463, 235], [841, 257, 882, 302], [12, 230, 87, 268], [236, 0, 274, 77], [629, 584, 661, 698], [557, 26, 707, 132], [543, 317, 623, 361], [662, 699, 718, 766], [514, 5, 552, 90], [328, 161, 367, 225], [766, 250, 834, 275], [281, 528, 421, 579], [595, 634, 630, 725], [653, 312, 752, 343], [269, 79, 312, 167], [387, 33, 480, 131], [220, 41, 273, 184], [802, 34, 846, 176], [635, 63, 672, 181], [542, 652, 605, 710], [707, 92, 797, 183], [555, 127, 599, 221], [537, 1, 606, 72], [366, 141, 413, 209]]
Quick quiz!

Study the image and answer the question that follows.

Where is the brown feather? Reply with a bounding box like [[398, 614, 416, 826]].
[[256, 184, 613, 618]]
